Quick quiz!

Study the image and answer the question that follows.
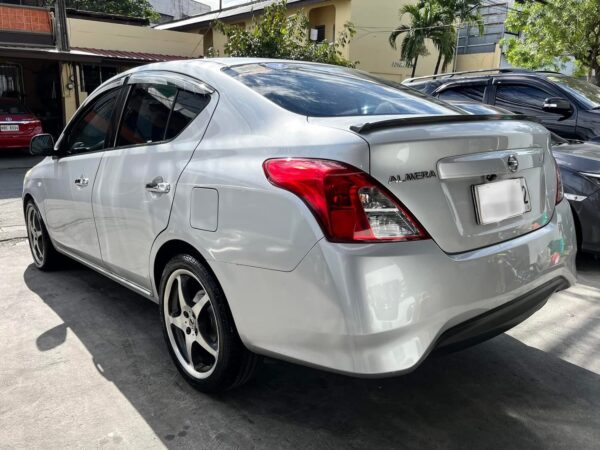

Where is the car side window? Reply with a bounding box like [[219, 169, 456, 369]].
[[117, 83, 178, 146], [65, 88, 120, 154], [494, 84, 551, 111], [117, 83, 211, 147], [438, 84, 486, 102], [165, 90, 211, 140]]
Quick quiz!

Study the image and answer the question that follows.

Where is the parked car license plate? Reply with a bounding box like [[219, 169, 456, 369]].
[[0, 124, 19, 132], [473, 178, 531, 225]]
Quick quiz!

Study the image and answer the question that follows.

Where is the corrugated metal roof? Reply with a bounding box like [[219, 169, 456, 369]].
[[71, 47, 189, 62]]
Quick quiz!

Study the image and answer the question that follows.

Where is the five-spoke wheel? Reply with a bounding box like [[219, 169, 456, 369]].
[[26, 202, 45, 266], [25, 201, 61, 270], [163, 269, 219, 379], [159, 254, 261, 392]]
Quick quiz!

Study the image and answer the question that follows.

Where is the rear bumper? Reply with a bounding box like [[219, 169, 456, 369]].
[[214, 199, 577, 377], [433, 276, 569, 354], [0, 133, 35, 149]]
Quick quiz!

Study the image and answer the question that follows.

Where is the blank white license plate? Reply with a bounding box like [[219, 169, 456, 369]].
[[0, 124, 19, 132], [473, 178, 530, 225]]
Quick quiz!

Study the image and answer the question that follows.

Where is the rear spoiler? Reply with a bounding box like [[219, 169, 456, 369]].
[[349, 114, 537, 134]]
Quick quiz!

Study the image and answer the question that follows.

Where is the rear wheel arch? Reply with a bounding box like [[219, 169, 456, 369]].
[[153, 239, 220, 298]]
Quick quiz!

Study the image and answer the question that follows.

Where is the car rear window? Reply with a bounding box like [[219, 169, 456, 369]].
[[0, 100, 30, 114], [224, 63, 458, 117]]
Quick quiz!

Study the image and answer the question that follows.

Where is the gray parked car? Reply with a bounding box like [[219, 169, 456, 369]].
[[24, 59, 577, 392], [551, 134, 600, 254], [449, 100, 600, 255]]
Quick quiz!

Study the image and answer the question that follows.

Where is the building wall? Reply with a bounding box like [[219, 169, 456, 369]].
[[58, 19, 205, 123], [197, 0, 351, 58], [67, 18, 204, 57], [0, 4, 51, 33], [309, 5, 336, 42], [186, 0, 471, 82], [455, 45, 502, 72], [349, 0, 442, 82]]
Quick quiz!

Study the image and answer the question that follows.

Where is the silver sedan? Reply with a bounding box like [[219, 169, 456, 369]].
[[24, 58, 577, 392]]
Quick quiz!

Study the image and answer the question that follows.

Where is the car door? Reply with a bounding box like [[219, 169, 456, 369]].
[[42, 84, 123, 265], [491, 79, 578, 138], [92, 71, 216, 290]]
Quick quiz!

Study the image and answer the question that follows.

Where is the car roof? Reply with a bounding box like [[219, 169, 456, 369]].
[[403, 69, 568, 90]]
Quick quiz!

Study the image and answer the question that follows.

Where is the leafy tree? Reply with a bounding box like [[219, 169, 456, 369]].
[[210, 0, 356, 67], [501, 0, 600, 84], [44, 0, 159, 21]]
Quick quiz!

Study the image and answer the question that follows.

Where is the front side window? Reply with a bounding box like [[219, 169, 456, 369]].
[[66, 88, 120, 154], [438, 84, 486, 102], [494, 84, 551, 111], [548, 75, 600, 109], [225, 63, 458, 117], [117, 83, 211, 147]]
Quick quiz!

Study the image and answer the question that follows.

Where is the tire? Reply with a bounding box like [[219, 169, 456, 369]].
[[25, 201, 63, 271], [159, 254, 261, 392]]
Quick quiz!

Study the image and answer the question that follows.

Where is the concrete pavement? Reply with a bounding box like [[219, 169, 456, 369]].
[[1, 154, 599, 449]]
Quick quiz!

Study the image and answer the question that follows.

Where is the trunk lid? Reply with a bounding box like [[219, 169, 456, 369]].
[[0, 113, 40, 135], [311, 116, 557, 254]]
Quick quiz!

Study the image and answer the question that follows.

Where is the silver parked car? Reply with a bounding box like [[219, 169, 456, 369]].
[[24, 59, 577, 392]]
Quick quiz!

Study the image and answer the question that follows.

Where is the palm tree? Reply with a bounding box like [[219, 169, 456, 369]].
[[389, 4, 444, 78], [431, 25, 457, 74], [426, 0, 484, 73]]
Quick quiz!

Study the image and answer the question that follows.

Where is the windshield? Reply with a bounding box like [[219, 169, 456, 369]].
[[548, 75, 600, 109], [224, 63, 460, 117]]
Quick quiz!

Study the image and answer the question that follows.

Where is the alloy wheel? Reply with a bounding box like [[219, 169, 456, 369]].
[[163, 268, 219, 379], [26, 205, 45, 266]]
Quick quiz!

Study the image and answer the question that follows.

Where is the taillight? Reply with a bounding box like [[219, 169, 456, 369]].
[[263, 158, 428, 243], [556, 164, 564, 204]]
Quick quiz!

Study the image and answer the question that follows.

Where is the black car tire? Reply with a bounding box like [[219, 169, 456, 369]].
[[159, 254, 261, 392]]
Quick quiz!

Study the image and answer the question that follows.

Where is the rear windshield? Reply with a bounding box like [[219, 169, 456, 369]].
[[0, 99, 30, 114], [224, 63, 459, 117]]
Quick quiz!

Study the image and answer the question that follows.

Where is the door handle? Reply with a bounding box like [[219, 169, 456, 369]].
[[145, 177, 171, 194], [74, 176, 89, 187]]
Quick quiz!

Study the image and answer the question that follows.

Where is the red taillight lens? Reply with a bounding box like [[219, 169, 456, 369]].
[[556, 164, 564, 204], [263, 158, 428, 243]]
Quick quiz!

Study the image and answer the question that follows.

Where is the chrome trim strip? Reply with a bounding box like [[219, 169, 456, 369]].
[[56, 246, 155, 301], [580, 172, 600, 179]]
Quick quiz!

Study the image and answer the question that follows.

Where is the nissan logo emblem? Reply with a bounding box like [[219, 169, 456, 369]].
[[507, 154, 519, 172]]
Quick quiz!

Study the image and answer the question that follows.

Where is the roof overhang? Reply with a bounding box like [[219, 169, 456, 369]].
[[0, 45, 191, 65], [155, 0, 325, 31]]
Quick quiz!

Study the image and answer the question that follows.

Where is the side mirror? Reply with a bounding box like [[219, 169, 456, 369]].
[[30, 133, 55, 156], [543, 97, 573, 117]]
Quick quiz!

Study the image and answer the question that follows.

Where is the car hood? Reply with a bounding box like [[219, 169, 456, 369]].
[[553, 141, 600, 174]]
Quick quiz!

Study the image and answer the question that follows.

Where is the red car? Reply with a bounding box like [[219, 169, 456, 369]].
[[0, 98, 43, 150]]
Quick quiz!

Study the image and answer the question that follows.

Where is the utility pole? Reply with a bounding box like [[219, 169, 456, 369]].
[[54, 0, 70, 52]]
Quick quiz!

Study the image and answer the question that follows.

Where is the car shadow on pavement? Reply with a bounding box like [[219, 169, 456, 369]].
[[24, 263, 600, 449]]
